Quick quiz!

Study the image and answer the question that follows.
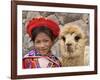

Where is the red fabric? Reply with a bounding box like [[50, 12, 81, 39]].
[[26, 17, 60, 37], [23, 58, 36, 68], [22, 56, 62, 69]]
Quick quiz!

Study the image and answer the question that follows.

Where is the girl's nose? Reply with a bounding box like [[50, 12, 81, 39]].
[[40, 42, 45, 48]]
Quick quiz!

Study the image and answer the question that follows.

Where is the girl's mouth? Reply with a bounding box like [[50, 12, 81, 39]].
[[39, 48, 49, 53]]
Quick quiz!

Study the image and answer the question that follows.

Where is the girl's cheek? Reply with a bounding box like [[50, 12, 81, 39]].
[[34, 41, 53, 49], [43, 42, 52, 48], [34, 44, 40, 49]]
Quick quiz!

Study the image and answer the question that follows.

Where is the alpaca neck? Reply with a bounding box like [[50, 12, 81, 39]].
[[61, 54, 84, 67]]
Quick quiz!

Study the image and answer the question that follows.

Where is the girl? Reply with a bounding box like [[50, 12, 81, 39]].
[[23, 17, 61, 68]]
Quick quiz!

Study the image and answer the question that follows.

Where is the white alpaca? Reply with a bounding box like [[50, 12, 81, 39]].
[[59, 24, 87, 67]]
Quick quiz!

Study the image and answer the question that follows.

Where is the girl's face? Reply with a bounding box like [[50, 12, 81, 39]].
[[34, 32, 53, 55]]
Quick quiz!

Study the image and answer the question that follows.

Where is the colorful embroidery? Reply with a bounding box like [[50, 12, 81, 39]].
[[23, 49, 61, 69]]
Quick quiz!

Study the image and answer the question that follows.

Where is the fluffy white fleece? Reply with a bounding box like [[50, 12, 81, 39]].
[[59, 24, 87, 66]]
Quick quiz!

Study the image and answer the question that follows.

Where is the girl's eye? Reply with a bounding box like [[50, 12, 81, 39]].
[[35, 40, 49, 44], [44, 40, 49, 42], [35, 40, 40, 44]]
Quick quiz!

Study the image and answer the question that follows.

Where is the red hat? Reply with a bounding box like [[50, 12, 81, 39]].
[[26, 17, 60, 38]]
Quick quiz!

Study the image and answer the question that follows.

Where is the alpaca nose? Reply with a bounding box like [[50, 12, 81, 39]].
[[66, 43, 72, 46]]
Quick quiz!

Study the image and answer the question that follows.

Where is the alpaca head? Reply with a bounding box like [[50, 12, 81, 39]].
[[59, 24, 86, 58]]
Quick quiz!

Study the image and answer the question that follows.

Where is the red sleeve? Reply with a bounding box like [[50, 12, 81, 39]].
[[22, 58, 37, 69]]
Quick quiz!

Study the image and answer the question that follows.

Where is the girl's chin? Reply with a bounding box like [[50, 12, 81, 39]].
[[39, 51, 48, 55]]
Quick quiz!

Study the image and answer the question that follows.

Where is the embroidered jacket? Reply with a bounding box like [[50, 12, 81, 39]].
[[23, 49, 61, 69]]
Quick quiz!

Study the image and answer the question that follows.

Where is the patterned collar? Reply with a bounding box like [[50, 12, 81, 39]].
[[28, 49, 53, 57]]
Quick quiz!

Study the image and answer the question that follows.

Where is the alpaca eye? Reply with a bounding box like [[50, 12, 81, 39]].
[[61, 36, 65, 41], [74, 36, 80, 42]]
